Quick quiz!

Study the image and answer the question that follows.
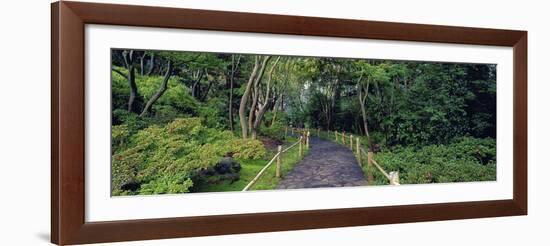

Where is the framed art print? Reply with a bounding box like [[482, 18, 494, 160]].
[[51, 1, 527, 245]]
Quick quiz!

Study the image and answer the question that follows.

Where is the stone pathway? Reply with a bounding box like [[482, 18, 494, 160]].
[[277, 137, 367, 189]]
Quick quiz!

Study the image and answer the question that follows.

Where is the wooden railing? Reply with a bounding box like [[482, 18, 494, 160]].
[[242, 132, 309, 191], [314, 128, 400, 185]]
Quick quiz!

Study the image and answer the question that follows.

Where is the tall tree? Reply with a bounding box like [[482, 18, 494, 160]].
[[356, 62, 389, 149], [251, 57, 281, 139], [121, 50, 139, 113], [227, 54, 242, 132], [239, 55, 271, 139]]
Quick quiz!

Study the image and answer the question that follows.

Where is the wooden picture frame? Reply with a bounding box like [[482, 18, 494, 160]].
[[51, 1, 527, 245]]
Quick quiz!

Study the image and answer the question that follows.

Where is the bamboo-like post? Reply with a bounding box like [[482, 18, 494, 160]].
[[299, 136, 303, 157], [291, 127, 294, 135], [317, 128, 320, 136], [367, 151, 374, 184], [356, 138, 361, 165], [276, 145, 282, 178], [350, 134, 353, 150], [334, 131, 338, 141], [389, 171, 400, 185], [341, 132, 345, 144], [306, 131, 310, 148], [367, 152, 374, 167]]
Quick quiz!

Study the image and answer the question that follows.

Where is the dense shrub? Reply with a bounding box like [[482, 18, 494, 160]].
[[229, 139, 267, 159], [259, 121, 286, 141], [368, 137, 496, 185], [112, 118, 266, 195]]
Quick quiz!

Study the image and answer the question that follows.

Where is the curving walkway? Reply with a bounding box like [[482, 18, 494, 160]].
[[277, 137, 367, 189]]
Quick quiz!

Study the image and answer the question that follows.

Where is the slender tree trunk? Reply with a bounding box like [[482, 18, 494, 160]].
[[191, 69, 205, 99], [248, 87, 258, 133], [139, 53, 147, 76], [358, 77, 373, 150], [122, 50, 139, 113], [199, 79, 214, 101], [270, 94, 281, 126], [228, 55, 242, 132], [139, 61, 173, 117], [146, 53, 155, 76]]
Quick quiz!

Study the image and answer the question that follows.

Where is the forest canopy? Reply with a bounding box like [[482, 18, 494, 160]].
[[110, 49, 496, 195]]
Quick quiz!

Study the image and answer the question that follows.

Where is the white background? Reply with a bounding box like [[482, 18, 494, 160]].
[[0, 0, 547, 245]]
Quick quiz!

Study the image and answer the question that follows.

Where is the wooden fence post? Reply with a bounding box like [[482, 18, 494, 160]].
[[341, 132, 345, 144], [291, 127, 294, 135], [356, 138, 361, 165], [350, 134, 353, 150], [389, 171, 400, 185], [299, 136, 303, 157], [367, 151, 373, 167], [306, 131, 310, 148], [367, 151, 374, 184], [334, 131, 338, 141], [276, 145, 282, 178], [317, 128, 320, 136]]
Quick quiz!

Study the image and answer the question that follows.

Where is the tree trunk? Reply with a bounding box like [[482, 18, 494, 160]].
[[146, 53, 155, 76], [270, 94, 281, 126], [139, 61, 173, 117], [228, 55, 241, 132], [239, 56, 271, 139], [199, 74, 214, 102], [122, 50, 139, 113], [358, 77, 373, 150], [139, 52, 147, 76], [191, 69, 205, 99], [251, 57, 279, 139], [239, 58, 260, 139], [248, 85, 259, 133]]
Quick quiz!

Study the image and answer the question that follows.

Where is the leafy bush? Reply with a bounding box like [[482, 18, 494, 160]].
[[366, 137, 496, 185], [229, 139, 267, 159], [197, 98, 226, 129], [111, 124, 130, 151], [112, 117, 266, 195], [259, 121, 286, 141]]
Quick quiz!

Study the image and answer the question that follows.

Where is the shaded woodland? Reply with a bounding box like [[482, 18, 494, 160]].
[[111, 49, 496, 195]]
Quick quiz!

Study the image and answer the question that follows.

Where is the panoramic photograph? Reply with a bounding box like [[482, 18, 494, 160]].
[[110, 49, 497, 196]]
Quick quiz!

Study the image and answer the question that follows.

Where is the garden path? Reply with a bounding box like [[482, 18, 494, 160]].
[[277, 137, 367, 189]]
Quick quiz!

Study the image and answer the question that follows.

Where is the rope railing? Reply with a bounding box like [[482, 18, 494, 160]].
[[242, 135, 306, 191]]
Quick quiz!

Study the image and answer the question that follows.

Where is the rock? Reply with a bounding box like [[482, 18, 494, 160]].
[[214, 162, 232, 174], [224, 173, 240, 183], [215, 157, 241, 174], [231, 162, 241, 172], [121, 180, 140, 191], [199, 166, 216, 176]]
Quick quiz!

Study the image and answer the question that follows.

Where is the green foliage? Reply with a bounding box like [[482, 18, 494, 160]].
[[111, 118, 267, 195], [229, 139, 266, 159], [366, 137, 496, 185], [260, 121, 286, 141], [111, 49, 498, 194], [197, 98, 226, 129], [111, 124, 130, 150]]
